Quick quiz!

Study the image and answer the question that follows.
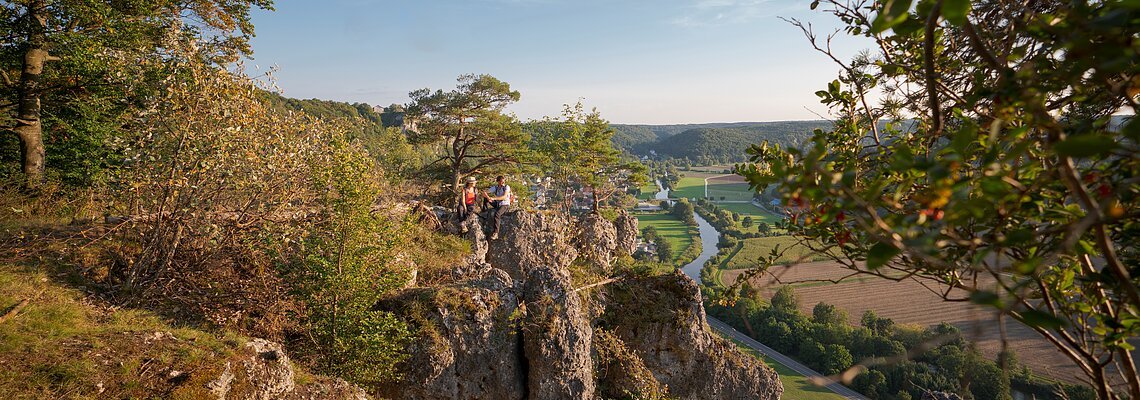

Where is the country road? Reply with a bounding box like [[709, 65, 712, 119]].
[[707, 317, 870, 400]]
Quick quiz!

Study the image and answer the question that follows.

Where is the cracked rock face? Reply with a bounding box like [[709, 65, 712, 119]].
[[383, 211, 780, 400], [375, 273, 525, 400], [573, 213, 619, 272], [520, 266, 595, 400], [601, 272, 783, 400], [613, 210, 639, 256], [487, 212, 578, 279]]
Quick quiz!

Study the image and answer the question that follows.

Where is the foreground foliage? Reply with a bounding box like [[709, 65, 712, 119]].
[[739, 1, 1139, 397]]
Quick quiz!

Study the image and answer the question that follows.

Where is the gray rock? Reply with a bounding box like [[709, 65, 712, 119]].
[[601, 272, 782, 400], [613, 210, 639, 256], [520, 266, 596, 400], [205, 338, 366, 400], [376, 285, 525, 400], [573, 213, 619, 272], [486, 211, 578, 279]]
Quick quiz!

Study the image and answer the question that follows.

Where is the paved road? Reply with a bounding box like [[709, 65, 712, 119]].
[[707, 317, 870, 400]]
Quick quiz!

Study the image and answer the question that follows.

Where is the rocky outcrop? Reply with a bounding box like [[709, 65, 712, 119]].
[[487, 212, 578, 278], [613, 210, 639, 256], [383, 210, 779, 400], [206, 338, 367, 400], [520, 266, 595, 399], [600, 271, 782, 400], [573, 213, 619, 272], [375, 269, 525, 400]]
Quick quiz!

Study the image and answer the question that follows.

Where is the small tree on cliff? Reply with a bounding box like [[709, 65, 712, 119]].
[[406, 74, 530, 206], [530, 102, 647, 212]]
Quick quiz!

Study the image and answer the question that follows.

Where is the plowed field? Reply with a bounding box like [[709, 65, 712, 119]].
[[721, 261, 1115, 386]]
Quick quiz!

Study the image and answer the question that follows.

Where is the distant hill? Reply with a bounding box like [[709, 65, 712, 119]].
[[612, 121, 834, 163]]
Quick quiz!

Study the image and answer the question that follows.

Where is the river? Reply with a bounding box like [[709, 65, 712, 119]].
[[654, 180, 719, 281]]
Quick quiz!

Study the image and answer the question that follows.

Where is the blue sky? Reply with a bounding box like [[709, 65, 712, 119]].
[[247, 0, 871, 124]]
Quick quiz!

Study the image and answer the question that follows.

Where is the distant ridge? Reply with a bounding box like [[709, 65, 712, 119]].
[[612, 120, 833, 163]]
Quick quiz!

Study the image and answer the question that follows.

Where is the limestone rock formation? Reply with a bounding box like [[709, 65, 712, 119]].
[[600, 271, 782, 400], [520, 266, 595, 399], [206, 338, 367, 400], [375, 270, 525, 400], [573, 213, 619, 272], [382, 210, 780, 400], [487, 211, 578, 277], [613, 210, 639, 256]]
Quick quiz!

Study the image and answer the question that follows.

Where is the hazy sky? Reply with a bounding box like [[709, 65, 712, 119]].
[[247, 0, 871, 124]]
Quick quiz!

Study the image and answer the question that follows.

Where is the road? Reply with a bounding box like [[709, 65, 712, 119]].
[[707, 317, 870, 400]]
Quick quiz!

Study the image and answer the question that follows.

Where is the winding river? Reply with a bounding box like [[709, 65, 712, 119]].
[[654, 180, 720, 281]]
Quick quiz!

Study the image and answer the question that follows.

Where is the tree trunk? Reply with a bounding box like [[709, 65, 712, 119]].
[[13, 0, 48, 189]]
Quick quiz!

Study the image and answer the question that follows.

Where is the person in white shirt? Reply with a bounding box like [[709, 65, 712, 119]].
[[483, 175, 512, 240]]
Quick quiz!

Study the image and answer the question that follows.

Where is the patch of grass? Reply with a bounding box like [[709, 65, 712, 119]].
[[669, 176, 707, 200], [719, 334, 846, 400], [705, 180, 753, 202], [637, 181, 660, 200], [634, 212, 694, 265], [0, 263, 245, 399], [721, 236, 832, 270], [711, 203, 782, 225]]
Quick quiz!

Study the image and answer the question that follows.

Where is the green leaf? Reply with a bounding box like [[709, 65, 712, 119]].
[[941, 0, 971, 25], [1019, 310, 1067, 329], [970, 291, 1001, 307], [871, 0, 914, 33], [810, 0, 820, 10], [1054, 135, 1120, 158], [867, 242, 900, 269], [1124, 116, 1140, 141]]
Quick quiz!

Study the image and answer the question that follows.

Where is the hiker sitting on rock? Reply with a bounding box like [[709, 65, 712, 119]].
[[484, 175, 513, 240], [458, 176, 481, 226]]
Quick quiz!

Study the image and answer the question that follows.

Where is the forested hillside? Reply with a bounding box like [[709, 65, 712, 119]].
[[611, 121, 831, 163]]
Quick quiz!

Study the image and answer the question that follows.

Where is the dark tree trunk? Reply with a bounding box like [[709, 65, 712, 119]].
[[13, 0, 48, 188]]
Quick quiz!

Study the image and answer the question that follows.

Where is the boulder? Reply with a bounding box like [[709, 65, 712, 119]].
[[375, 279, 525, 400], [600, 272, 782, 400], [573, 213, 619, 272], [613, 210, 639, 256], [486, 212, 577, 279], [520, 266, 596, 399], [205, 338, 367, 400]]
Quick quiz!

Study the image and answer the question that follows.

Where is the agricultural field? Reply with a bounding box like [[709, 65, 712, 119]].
[[634, 212, 693, 264], [668, 171, 755, 202], [705, 174, 754, 202], [669, 176, 708, 200], [710, 203, 783, 226], [719, 236, 833, 270], [719, 261, 1119, 386]]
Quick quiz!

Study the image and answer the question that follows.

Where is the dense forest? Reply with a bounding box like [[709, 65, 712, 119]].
[[612, 121, 833, 163]]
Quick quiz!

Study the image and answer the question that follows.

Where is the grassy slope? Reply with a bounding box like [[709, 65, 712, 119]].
[[720, 334, 845, 400], [634, 212, 693, 265], [0, 263, 316, 399]]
